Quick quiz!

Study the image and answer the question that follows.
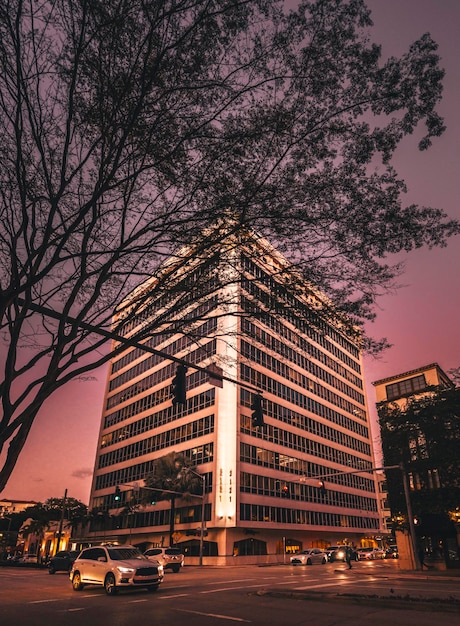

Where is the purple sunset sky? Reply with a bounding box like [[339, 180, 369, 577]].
[[3, 0, 459, 505]]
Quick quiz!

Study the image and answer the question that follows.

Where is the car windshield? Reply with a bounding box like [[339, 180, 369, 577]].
[[107, 548, 144, 561], [165, 549, 182, 555]]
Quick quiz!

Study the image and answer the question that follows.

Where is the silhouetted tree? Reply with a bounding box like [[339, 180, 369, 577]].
[[1, 0, 458, 491], [379, 386, 460, 551]]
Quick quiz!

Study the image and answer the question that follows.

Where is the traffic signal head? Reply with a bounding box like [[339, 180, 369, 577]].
[[251, 394, 264, 427], [114, 486, 122, 503], [281, 484, 289, 498], [172, 364, 188, 405]]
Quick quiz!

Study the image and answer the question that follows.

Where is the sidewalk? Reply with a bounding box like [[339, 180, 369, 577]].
[[257, 564, 460, 613], [330, 561, 460, 580]]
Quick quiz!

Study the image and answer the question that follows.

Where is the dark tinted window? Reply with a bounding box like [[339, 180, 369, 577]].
[[80, 548, 105, 561], [108, 548, 143, 560]]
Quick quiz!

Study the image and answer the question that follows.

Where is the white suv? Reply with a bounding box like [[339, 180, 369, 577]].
[[144, 547, 185, 573], [70, 545, 164, 595]]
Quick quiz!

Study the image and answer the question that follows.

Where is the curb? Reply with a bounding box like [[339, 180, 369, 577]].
[[254, 589, 460, 613]]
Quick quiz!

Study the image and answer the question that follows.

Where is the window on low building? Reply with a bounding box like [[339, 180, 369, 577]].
[[386, 374, 427, 400]]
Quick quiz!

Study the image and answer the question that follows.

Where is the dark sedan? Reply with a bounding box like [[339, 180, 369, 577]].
[[48, 550, 80, 574]]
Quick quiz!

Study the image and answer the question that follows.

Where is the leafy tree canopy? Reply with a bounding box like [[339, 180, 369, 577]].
[[0, 497, 87, 531], [0, 0, 458, 491], [379, 386, 460, 515]]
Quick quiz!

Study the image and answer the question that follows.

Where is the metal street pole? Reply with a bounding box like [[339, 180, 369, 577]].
[[55, 488, 68, 555], [182, 468, 206, 566], [299, 463, 421, 571], [199, 474, 206, 567], [128, 473, 206, 564], [400, 462, 421, 570]]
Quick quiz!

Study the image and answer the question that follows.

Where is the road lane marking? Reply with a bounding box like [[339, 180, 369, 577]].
[[160, 593, 189, 599], [203, 578, 255, 586], [200, 584, 268, 594], [176, 609, 251, 622], [293, 579, 357, 590], [29, 599, 60, 604]]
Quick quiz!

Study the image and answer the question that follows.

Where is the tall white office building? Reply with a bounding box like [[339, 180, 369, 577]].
[[86, 229, 381, 564]]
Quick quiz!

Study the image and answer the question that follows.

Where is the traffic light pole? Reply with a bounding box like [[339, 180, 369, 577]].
[[118, 480, 206, 565], [177, 468, 206, 566], [401, 463, 421, 570], [20, 298, 263, 396], [299, 462, 421, 571]]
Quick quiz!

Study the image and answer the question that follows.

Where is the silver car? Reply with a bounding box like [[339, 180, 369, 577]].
[[70, 545, 163, 595], [290, 548, 327, 566], [144, 547, 185, 573]]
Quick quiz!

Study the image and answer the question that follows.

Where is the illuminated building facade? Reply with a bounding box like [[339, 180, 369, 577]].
[[87, 232, 381, 563]]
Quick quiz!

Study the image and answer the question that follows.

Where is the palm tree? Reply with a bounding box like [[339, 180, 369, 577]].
[[85, 508, 113, 541], [144, 451, 202, 546], [21, 518, 50, 561], [65, 506, 89, 541]]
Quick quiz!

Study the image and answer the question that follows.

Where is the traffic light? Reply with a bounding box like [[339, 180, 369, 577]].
[[317, 480, 327, 498], [251, 394, 264, 427], [114, 486, 122, 504], [172, 364, 188, 405], [281, 484, 289, 498]]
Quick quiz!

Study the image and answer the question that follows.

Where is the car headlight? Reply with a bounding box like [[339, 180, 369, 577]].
[[117, 567, 135, 574], [157, 564, 164, 576], [337, 551, 344, 558]]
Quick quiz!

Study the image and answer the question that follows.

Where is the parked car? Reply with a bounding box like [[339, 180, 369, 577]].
[[70, 545, 164, 595], [290, 548, 327, 566], [144, 547, 185, 572], [326, 546, 358, 562], [357, 547, 375, 560], [372, 547, 386, 559], [17, 554, 38, 563], [48, 550, 80, 574], [357, 547, 385, 560], [385, 545, 399, 559]]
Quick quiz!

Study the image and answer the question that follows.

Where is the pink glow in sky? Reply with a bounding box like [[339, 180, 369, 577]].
[[2, 0, 459, 505]]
